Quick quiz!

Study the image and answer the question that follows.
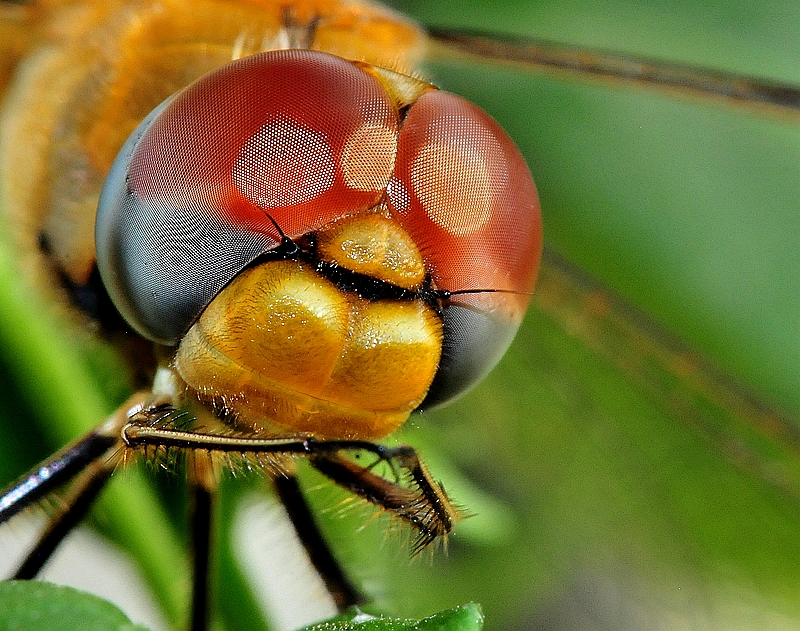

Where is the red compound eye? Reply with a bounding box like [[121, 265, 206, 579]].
[[97, 49, 400, 344], [129, 51, 399, 236], [389, 90, 541, 406], [391, 90, 539, 304]]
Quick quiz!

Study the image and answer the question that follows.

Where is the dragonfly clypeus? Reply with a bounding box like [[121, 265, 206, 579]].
[[1, 0, 799, 630]]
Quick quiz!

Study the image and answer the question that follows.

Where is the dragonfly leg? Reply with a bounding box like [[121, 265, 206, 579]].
[[122, 417, 461, 619], [307, 443, 461, 553], [188, 451, 216, 631], [12, 456, 116, 579], [123, 423, 460, 549], [272, 472, 366, 610], [0, 392, 150, 578]]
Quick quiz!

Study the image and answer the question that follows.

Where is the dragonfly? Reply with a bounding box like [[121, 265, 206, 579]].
[[0, 0, 799, 630]]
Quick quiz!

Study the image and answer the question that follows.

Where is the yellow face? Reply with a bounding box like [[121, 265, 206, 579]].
[[175, 215, 444, 441]]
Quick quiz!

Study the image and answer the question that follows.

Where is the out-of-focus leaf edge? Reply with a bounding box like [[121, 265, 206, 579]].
[[0, 582, 482, 631]]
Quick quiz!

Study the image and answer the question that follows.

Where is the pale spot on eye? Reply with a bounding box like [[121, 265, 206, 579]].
[[341, 125, 397, 191], [410, 143, 492, 235], [387, 177, 410, 213], [233, 120, 334, 208]]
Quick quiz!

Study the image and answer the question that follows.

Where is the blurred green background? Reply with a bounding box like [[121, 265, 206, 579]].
[[1, 0, 799, 630]]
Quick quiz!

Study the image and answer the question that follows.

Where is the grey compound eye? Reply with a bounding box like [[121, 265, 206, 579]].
[[95, 48, 542, 410], [95, 93, 275, 345]]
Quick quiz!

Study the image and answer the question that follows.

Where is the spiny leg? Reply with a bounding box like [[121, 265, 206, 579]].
[[123, 416, 368, 613], [307, 444, 460, 552], [122, 420, 460, 549], [13, 456, 116, 579], [0, 430, 118, 525], [0, 393, 149, 578], [122, 411, 461, 613]]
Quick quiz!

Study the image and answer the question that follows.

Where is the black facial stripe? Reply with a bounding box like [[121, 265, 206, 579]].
[[313, 261, 419, 302]]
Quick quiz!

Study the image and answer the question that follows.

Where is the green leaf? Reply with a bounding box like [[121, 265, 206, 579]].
[[0, 581, 150, 631], [299, 604, 483, 631], [0, 584, 479, 631]]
